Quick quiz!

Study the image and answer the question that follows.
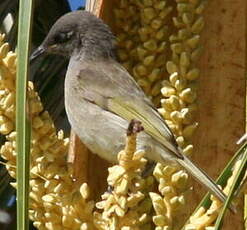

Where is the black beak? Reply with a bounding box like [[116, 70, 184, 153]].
[[30, 45, 46, 63]]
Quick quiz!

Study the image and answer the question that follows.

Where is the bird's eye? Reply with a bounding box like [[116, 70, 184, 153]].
[[54, 31, 74, 43]]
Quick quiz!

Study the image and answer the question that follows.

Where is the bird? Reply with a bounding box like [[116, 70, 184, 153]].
[[30, 10, 229, 207]]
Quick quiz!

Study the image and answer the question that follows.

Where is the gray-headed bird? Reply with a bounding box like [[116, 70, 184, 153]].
[[30, 10, 229, 207]]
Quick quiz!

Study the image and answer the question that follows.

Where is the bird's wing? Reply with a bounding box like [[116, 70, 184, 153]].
[[75, 59, 182, 158]]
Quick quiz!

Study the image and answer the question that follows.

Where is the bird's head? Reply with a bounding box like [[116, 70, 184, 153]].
[[30, 11, 116, 61]]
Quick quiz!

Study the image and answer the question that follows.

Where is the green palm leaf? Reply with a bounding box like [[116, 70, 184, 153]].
[[16, 0, 34, 229]]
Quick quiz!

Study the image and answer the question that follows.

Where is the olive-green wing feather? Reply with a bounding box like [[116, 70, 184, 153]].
[[108, 97, 181, 156], [75, 59, 182, 158]]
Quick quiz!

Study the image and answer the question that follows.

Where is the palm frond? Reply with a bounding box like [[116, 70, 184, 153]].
[[16, 0, 34, 228]]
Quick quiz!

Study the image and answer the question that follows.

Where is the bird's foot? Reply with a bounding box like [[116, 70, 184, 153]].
[[127, 119, 144, 136]]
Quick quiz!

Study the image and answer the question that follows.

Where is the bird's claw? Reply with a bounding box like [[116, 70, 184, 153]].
[[127, 119, 144, 136]]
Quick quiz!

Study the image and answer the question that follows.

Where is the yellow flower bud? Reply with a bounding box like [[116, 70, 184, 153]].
[[0, 43, 9, 59], [143, 8, 156, 22], [191, 16, 204, 33]]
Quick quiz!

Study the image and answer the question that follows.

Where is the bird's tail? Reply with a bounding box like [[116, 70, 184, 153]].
[[177, 155, 235, 212]]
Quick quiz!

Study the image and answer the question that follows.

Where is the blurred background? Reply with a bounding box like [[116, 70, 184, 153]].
[[69, 0, 85, 10]]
